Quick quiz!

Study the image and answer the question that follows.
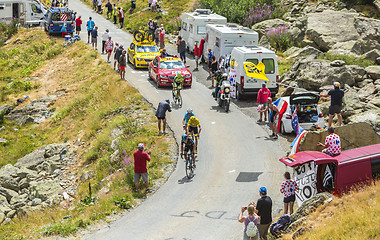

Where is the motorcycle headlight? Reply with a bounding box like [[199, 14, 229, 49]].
[[224, 87, 230, 93]]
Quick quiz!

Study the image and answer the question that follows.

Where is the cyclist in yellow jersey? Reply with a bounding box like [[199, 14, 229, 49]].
[[187, 116, 202, 154]]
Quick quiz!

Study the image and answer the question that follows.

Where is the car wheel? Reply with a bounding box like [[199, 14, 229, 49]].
[[148, 67, 153, 80], [133, 58, 137, 69], [236, 87, 242, 100], [127, 55, 131, 64]]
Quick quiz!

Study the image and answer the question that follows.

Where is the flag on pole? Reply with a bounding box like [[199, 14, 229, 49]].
[[243, 61, 269, 81]]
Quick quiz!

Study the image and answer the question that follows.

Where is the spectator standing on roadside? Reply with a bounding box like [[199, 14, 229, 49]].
[[91, 26, 98, 50], [113, 42, 120, 70], [238, 204, 259, 240], [105, 0, 112, 19], [322, 82, 344, 127], [129, 0, 136, 13], [151, 0, 157, 11], [280, 172, 298, 215], [317, 127, 341, 156], [75, 16, 82, 35], [253, 187, 272, 240], [86, 17, 95, 44], [207, 48, 214, 79], [148, 0, 153, 7], [148, 19, 155, 33], [261, 97, 279, 139], [97, 0, 102, 13], [155, 99, 171, 134], [159, 27, 165, 49], [61, 23, 67, 38], [119, 50, 127, 80], [118, 7, 124, 28], [154, 26, 160, 46], [105, 36, 113, 63], [92, 0, 97, 10], [133, 143, 152, 193], [113, 4, 118, 24], [210, 55, 218, 88], [194, 42, 201, 71], [257, 84, 271, 122], [176, 36, 186, 64], [101, 29, 109, 54]]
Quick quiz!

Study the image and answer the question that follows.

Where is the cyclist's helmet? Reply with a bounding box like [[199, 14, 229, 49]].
[[187, 108, 193, 114]]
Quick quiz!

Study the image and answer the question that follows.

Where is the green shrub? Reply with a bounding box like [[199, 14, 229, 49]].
[[318, 52, 375, 68], [266, 26, 293, 52]]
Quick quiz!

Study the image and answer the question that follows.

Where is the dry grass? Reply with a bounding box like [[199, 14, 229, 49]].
[[284, 182, 380, 240], [0, 29, 176, 239]]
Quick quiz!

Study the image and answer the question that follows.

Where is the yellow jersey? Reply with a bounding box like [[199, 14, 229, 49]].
[[188, 118, 200, 127]]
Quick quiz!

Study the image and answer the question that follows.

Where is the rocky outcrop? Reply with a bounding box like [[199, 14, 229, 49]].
[[0, 144, 77, 224], [298, 122, 380, 152], [5, 95, 58, 125]]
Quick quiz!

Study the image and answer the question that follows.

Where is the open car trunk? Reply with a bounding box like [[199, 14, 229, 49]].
[[290, 92, 320, 123]]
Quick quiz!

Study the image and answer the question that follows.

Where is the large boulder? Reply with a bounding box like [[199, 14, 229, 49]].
[[305, 10, 360, 52], [348, 110, 380, 133], [365, 66, 380, 80], [352, 17, 380, 55], [14, 146, 46, 170], [0, 164, 19, 191], [0, 105, 14, 116], [286, 46, 322, 60], [0, 187, 18, 203], [29, 179, 62, 201], [252, 19, 291, 38], [299, 122, 380, 152], [357, 83, 376, 101], [362, 49, 380, 62], [281, 58, 358, 91]]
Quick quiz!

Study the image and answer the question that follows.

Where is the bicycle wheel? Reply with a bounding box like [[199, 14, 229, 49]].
[[147, 31, 155, 43], [178, 93, 183, 107], [185, 156, 194, 179], [133, 31, 144, 42], [172, 90, 177, 104]]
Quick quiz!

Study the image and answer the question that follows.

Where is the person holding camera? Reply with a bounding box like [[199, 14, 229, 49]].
[[239, 204, 259, 240]]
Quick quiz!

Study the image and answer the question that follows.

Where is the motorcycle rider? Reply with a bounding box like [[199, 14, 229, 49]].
[[214, 72, 228, 100]]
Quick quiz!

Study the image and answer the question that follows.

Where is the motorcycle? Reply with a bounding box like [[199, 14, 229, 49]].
[[216, 79, 231, 112]]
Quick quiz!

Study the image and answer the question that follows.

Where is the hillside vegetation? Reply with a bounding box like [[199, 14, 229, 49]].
[[0, 29, 175, 239]]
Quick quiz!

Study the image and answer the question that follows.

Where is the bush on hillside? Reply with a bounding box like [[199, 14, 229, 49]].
[[266, 26, 293, 52], [318, 52, 375, 68], [0, 18, 20, 47], [243, 3, 288, 28]]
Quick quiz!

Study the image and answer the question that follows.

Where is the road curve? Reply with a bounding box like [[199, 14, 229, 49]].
[[67, 1, 287, 239]]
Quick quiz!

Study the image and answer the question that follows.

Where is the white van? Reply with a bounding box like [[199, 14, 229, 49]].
[[204, 23, 259, 61], [0, 0, 46, 26], [229, 46, 279, 100], [180, 9, 227, 52]]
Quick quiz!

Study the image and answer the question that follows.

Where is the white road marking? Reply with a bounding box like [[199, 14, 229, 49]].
[[211, 121, 216, 124], [229, 170, 236, 173]]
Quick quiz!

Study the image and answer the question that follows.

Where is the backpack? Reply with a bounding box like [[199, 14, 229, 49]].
[[269, 214, 293, 238], [246, 217, 258, 238]]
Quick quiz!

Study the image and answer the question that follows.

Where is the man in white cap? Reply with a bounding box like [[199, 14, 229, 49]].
[[133, 143, 152, 192], [323, 82, 344, 127]]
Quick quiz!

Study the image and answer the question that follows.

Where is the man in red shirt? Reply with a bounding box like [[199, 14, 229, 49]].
[[133, 143, 152, 192], [194, 42, 201, 71], [257, 83, 271, 122], [75, 16, 82, 35]]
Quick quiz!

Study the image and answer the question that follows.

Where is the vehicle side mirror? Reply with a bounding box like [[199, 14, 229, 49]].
[[186, 65, 190, 68]]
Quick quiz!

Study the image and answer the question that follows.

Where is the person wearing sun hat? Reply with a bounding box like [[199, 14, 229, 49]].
[[250, 187, 272, 240], [133, 143, 152, 193], [322, 82, 345, 127]]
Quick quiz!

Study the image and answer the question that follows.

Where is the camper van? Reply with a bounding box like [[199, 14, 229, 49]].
[[180, 9, 227, 52], [204, 23, 259, 61], [0, 0, 46, 25], [229, 46, 279, 100], [279, 143, 380, 196]]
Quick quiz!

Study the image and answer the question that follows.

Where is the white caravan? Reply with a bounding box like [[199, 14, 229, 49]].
[[180, 9, 227, 52], [229, 46, 279, 100], [204, 23, 259, 61], [0, 0, 46, 25]]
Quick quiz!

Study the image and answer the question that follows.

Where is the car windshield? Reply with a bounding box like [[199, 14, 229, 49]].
[[136, 45, 158, 53], [159, 61, 185, 69]]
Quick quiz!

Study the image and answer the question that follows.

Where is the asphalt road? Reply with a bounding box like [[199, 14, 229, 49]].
[[67, 1, 290, 239]]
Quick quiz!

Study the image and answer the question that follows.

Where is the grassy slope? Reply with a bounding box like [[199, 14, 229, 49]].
[[281, 182, 380, 240], [0, 29, 175, 239]]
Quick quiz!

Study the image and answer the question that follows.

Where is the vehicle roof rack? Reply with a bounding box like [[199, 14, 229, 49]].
[[194, 9, 211, 15]]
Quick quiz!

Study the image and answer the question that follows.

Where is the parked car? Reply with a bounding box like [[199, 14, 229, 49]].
[[148, 56, 192, 88], [277, 91, 325, 134], [43, 7, 74, 35], [279, 143, 380, 196], [127, 39, 160, 69]]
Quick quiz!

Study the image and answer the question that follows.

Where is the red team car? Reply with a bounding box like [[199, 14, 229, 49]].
[[148, 56, 192, 87]]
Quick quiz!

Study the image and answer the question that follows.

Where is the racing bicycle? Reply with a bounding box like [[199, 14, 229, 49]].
[[185, 148, 196, 179], [133, 29, 155, 43], [172, 85, 183, 107]]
